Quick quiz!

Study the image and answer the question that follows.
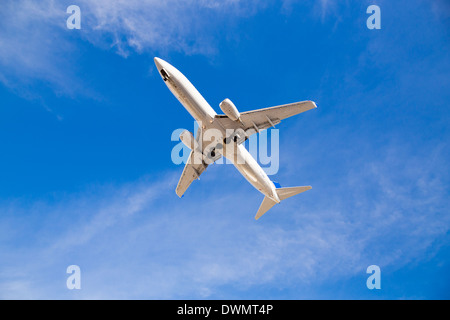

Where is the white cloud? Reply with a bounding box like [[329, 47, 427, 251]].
[[78, 0, 268, 56], [0, 140, 448, 299], [0, 0, 448, 299], [0, 0, 268, 97], [0, 1, 74, 95]]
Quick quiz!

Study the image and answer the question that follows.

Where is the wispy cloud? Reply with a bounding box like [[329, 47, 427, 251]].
[[0, 0, 268, 97], [0, 0, 448, 300], [431, 0, 450, 19], [0, 1, 76, 95], [79, 0, 269, 57], [281, 0, 342, 21], [0, 140, 448, 299]]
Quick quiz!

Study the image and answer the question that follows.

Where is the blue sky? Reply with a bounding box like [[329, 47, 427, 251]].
[[0, 0, 449, 299]]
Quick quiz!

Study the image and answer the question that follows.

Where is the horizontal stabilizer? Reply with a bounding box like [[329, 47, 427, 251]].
[[254, 186, 312, 220], [255, 197, 277, 220], [276, 186, 312, 201]]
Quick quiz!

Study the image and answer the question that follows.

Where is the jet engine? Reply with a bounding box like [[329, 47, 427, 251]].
[[179, 130, 196, 150], [219, 99, 241, 122]]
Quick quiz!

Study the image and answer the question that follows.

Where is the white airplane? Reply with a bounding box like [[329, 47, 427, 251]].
[[154, 57, 316, 220]]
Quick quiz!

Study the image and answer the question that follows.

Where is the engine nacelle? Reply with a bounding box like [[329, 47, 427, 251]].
[[179, 130, 196, 150], [219, 98, 240, 122]]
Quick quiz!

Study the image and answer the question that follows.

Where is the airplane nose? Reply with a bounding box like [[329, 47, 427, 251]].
[[154, 57, 164, 70], [155, 57, 170, 81]]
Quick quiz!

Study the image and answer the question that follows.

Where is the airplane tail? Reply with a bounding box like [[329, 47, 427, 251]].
[[255, 186, 312, 220]]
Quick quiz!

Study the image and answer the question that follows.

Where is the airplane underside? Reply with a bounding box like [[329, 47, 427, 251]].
[[154, 57, 316, 220]]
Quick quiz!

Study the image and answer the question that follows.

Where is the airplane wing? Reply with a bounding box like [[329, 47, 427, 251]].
[[241, 100, 317, 131], [176, 101, 316, 197], [176, 128, 223, 197], [176, 150, 209, 197], [214, 100, 317, 139]]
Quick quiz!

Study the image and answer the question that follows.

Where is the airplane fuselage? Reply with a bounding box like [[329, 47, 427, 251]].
[[154, 58, 280, 203]]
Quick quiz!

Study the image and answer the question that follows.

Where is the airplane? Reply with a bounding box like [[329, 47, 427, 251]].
[[154, 57, 317, 220]]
